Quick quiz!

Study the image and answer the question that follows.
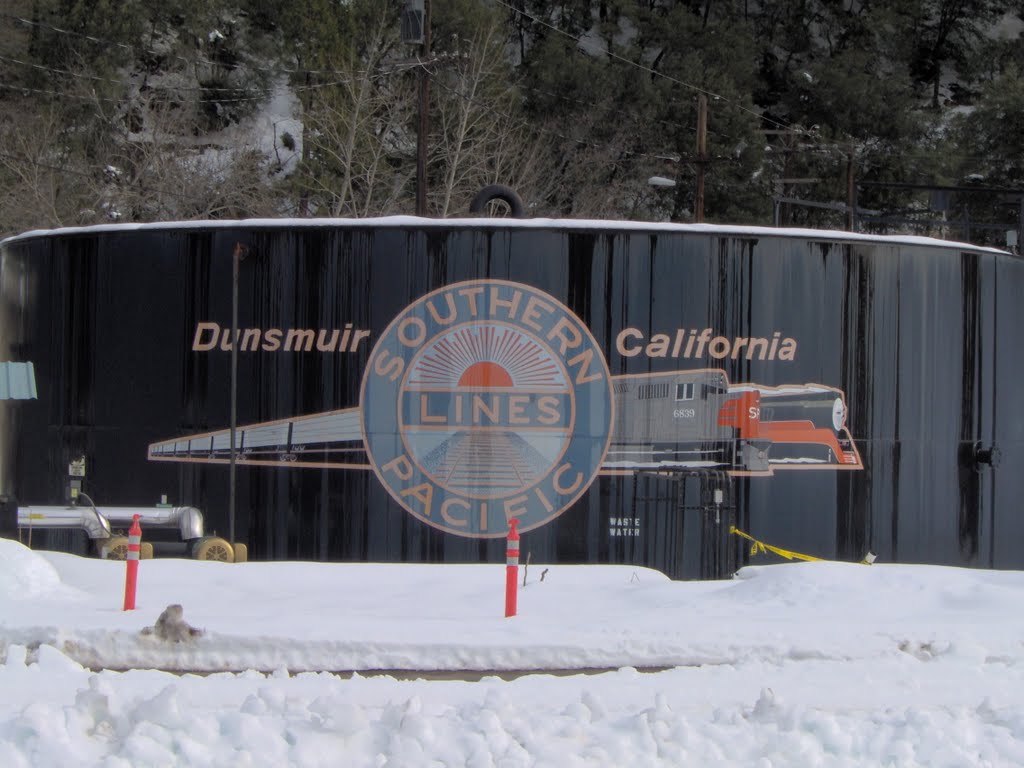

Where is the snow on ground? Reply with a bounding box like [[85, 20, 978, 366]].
[[204, 76, 302, 177], [2, 537, 1024, 767]]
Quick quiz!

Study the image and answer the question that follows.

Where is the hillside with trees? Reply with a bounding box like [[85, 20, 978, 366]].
[[1, 0, 1022, 246]]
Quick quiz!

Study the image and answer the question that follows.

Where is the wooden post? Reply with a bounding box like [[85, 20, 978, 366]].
[[416, 0, 432, 216], [846, 145, 856, 231], [695, 94, 708, 223]]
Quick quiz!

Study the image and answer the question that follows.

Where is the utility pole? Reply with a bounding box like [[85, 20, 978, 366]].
[[845, 143, 856, 231], [695, 94, 708, 223], [416, 0, 432, 216]]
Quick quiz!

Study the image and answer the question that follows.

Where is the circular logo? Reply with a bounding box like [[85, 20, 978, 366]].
[[360, 279, 613, 537]]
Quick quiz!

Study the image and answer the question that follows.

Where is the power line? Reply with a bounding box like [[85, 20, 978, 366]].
[[0, 149, 95, 180], [8, 6, 1013, 171], [0, 148, 275, 212], [0, 74, 376, 106], [0, 52, 124, 85], [0, 50, 422, 98], [430, 75, 734, 169], [0, 80, 125, 104], [0, 12, 424, 82], [0, 12, 135, 51], [491, 0, 816, 142], [0, 52, 302, 93], [514, 80, 745, 147], [3, 10, 1013, 195], [493, 5, 1017, 171]]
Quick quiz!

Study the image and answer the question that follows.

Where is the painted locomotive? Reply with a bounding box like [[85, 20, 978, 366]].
[[149, 368, 862, 477], [606, 370, 862, 474]]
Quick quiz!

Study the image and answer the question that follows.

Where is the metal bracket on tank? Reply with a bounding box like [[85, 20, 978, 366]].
[[963, 440, 1001, 470], [973, 442, 1001, 469]]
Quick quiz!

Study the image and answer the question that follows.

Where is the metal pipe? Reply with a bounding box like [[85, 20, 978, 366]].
[[99, 506, 205, 541], [16, 505, 204, 541], [18, 505, 112, 539]]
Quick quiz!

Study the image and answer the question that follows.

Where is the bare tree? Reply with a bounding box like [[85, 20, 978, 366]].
[[430, 19, 560, 217], [289, 8, 417, 218], [0, 96, 112, 236]]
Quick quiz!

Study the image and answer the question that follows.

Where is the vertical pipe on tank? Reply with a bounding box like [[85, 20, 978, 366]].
[[229, 243, 243, 548]]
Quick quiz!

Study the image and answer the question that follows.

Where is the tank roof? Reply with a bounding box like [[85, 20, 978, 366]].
[[1, 215, 1011, 255]]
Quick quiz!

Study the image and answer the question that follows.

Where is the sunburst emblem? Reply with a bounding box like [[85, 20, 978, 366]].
[[360, 279, 613, 538], [401, 323, 573, 499], [407, 324, 566, 388]]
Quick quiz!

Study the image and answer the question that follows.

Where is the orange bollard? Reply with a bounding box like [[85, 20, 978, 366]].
[[505, 518, 520, 618], [123, 514, 141, 611]]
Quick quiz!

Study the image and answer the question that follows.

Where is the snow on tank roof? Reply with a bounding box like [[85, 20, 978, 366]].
[[0, 215, 1010, 254]]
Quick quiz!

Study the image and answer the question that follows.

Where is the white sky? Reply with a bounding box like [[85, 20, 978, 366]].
[[2, 536, 1024, 766]]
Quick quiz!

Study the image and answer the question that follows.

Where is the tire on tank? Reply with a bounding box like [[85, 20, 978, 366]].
[[98, 535, 130, 560], [191, 536, 235, 563]]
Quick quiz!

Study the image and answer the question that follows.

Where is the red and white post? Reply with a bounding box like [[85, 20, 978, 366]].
[[505, 517, 520, 618], [123, 514, 142, 611]]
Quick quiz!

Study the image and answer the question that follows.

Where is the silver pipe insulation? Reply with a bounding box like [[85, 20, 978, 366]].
[[16, 505, 204, 541]]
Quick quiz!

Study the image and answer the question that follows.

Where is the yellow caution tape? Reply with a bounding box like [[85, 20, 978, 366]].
[[729, 526, 875, 565], [729, 525, 824, 562]]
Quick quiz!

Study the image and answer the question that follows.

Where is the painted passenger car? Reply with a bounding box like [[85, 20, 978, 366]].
[[149, 368, 861, 476]]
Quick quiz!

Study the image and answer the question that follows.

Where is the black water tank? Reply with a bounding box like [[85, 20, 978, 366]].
[[1, 219, 1021, 578]]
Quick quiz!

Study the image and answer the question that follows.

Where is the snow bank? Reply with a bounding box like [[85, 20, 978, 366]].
[[3, 543, 1024, 765], [3, 643, 1024, 768], [0, 538, 67, 600]]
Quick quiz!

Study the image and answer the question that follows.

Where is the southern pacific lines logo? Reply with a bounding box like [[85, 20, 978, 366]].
[[149, 279, 864, 537], [359, 280, 613, 535]]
